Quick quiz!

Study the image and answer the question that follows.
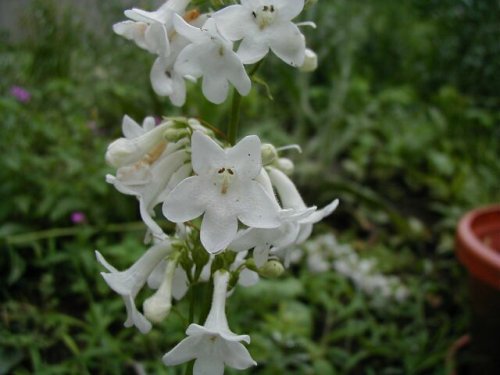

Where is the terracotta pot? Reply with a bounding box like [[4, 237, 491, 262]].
[[456, 204, 500, 375]]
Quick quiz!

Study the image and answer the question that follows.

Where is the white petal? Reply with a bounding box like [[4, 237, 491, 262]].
[[169, 73, 187, 107], [201, 207, 238, 253], [122, 115, 145, 139], [150, 58, 173, 96], [227, 135, 261, 179], [224, 52, 252, 96], [213, 5, 254, 41], [174, 43, 206, 79], [191, 131, 226, 176], [186, 323, 211, 336], [268, 22, 305, 67], [123, 294, 152, 333], [163, 176, 207, 223], [173, 13, 205, 43], [145, 22, 169, 58], [274, 0, 304, 21], [236, 181, 281, 228], [238, 269, 259, 287], [99, 241, 172, 296], [255, 168, 276, 198], [254, 245, 270, 267], [221, 341, 257, 369], [268, 167, 306, 209], [194, 356, 224, 375], [162, 335, 203, 366], [95, 250, 118, 272], [147, 259, 166, 289], [202, 75, 229, 104], [113, 21, 148, 50], [229, 228, 260, 252], [125, 8, 155, 23], [299, 199, 339, 224], [155, 163, 192, 205], [295, 223, 312, 244], [237, 36, 269, 64], [142, 117, 156, 132], [172, 267, 189, 300]]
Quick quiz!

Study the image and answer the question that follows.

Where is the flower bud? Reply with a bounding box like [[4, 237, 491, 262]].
[[300, 49, 318, 72], [261, 143, 278, 165], [276, 158, 294, 175], [143, 259, 176, 323], [143, 294, 172, 323], [258, 260, 285, 278], [163, 127, 190, 142], [105, 122, 171, 168]]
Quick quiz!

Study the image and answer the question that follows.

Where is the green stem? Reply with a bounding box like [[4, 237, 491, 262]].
[[227, 60, 264, 145], [227, 90, 242, 145]]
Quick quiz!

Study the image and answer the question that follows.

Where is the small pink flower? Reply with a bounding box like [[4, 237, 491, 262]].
[[10, 86, 31, 103], [71, 211, 87, 224]]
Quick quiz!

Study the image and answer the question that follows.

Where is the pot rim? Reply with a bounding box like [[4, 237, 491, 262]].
[[456, 204, 500, 289]]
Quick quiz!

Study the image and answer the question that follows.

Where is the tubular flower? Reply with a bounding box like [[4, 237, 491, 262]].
[[213, 0, 306, 66], [173, 15, 251, 104], [113, 0, 190, 57], [163, 271, 256, 374], [95, 240, 172, 333], [106, 116, 191, 241], [163, 131, 281, 253], [268, 166, 339, 242]]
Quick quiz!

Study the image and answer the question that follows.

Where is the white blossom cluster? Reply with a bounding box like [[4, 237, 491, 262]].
[[113, 0, 317, 106], [97, 116, 338, 373], [298, 233, 410, 303], [96, 1, 332, 373]]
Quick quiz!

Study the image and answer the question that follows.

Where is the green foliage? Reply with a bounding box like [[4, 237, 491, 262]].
[[1, 0, 499, 374]]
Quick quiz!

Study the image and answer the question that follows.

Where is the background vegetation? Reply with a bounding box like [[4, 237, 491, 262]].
[[1, 0, 499, 374]]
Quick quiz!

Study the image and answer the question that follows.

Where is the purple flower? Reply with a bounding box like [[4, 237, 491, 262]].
[[71, 211, 87, 224], [10, 86, 31, 103]]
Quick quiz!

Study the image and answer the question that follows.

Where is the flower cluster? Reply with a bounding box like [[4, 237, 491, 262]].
[[97, 1, 333, 374], [98, 116, 338, 372], [113, 0, 316, 106]]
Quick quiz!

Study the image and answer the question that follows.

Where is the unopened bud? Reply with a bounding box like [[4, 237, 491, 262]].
[[258, 260, 285, 278], [143, 259, 176, 323], [163, 127, 190, 142], [261, 143, 278, 165], [300, 49, 318, 72], [143, 296, 172, 323], [276, 158, 294, 175]]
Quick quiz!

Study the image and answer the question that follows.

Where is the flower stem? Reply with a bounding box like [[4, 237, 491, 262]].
[[227, 60, 264, 145], [227, 90, 242, 145]]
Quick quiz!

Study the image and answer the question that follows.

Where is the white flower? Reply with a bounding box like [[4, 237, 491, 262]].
[[163, 271, 256, 374], [106, 117, 191, 240], [213, 0, 306, 66], [150, 32, 189, 106], [113, 0, 190, 56], [299, 48, 318, 72], [105, 116, 171, 168], [173, 15, 251, 104], [230, 209, 313, 267], [150, 12, 207, 106], [143, 257, 177, 323], [268, 167, 339, 245], [230, 166, 338, 266], [95, 240, 172, 333], [163, 131, 281, 253]]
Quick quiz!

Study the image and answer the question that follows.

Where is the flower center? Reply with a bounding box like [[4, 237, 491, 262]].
[[252, 4, 276, 30], [216, 167, 235, 194]]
